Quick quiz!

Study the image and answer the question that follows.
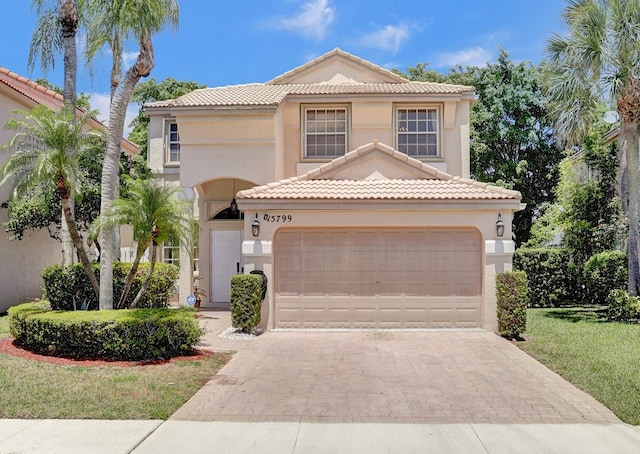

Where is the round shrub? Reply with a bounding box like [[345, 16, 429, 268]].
[[8, 303, 203, 361], [606, 289, 640, 322]]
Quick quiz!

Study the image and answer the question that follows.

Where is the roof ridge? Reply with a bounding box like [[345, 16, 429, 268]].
[[0, 66, 64, 103]]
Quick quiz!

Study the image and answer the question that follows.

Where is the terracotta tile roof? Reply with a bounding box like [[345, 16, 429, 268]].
[[238, 178, 520, 200], [0, 66, 140, 155], [237, 141, 521, 202], [0, 66, 64, 109], [146, 81, 475, 109]]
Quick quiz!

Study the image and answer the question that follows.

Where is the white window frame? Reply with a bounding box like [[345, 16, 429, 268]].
[[394, 105, 441, 158], [162, 242, 180, 267], [302, 105, 350, 160], [164, 119, 180, 164]]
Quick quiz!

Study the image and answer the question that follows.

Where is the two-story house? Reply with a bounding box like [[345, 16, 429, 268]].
[[145, 49, 521, 331]]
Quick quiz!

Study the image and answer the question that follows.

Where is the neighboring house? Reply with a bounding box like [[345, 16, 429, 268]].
[[0, 67, 139, 313], [145, 49, 522, 331]]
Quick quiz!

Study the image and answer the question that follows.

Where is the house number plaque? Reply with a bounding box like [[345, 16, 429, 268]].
[[263, 214, 293, 223]]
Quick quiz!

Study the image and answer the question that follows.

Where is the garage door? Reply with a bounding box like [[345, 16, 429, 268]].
[[274, 228, 482, 329]]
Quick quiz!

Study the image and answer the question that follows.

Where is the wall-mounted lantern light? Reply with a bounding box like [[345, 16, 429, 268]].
[[252, 213, 261, 237], [496, 212, 505, 237]]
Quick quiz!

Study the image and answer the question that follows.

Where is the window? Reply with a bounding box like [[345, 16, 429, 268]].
[[166, 120, 180, 163], [396, 107, 439, 158], [304, 106, 348, 158], [162, 242, 180, 267]]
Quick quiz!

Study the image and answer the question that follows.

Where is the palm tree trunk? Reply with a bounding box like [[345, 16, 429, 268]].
[[99, 38, 154, 311], [61, 194, 99, 298], [117, 240, 150, 308], [131, 242, 158, 308], [624, 120, 640, 296], [59, 0, 79, 266]]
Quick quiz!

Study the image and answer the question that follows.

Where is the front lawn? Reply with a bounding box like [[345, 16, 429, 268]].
[[518, 308, 640, 425], [0, 312, 231, 419]]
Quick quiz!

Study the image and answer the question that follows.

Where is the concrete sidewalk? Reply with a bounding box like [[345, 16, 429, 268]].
[[1, 419, 640, 453]]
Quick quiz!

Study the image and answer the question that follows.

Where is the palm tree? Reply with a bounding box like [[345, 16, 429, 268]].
[[0, 106, 104, 297], [98, 177, 195, 308], [546, 0, 640, 295], [83, 0, 179, 310]]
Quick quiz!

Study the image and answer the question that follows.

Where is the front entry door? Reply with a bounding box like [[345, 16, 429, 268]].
[[210, 230, 243, 304]]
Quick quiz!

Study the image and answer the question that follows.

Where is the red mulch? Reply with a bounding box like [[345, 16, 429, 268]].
[[0, 337, 214, 367]]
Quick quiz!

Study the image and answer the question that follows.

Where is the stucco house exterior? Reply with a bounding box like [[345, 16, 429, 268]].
[[145, 49, 522, 331], [0, 67, 138, 313]]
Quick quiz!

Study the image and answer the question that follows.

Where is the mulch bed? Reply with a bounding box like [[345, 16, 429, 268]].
[[0, 337, 216, 367]]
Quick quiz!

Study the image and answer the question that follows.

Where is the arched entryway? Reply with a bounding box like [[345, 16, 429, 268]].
[[196, 177, 256, 307]]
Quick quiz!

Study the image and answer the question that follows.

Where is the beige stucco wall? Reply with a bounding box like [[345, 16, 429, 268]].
[[239, 206, 517, 332], [0, 87, 61, 312]]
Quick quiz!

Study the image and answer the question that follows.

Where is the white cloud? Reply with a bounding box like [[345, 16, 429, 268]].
[[434, 46, 492, 68], [86, 92, 138, 137], [359, 24, 410, 54], [276, 0, 335, 40], [122, 51, 138, 68]]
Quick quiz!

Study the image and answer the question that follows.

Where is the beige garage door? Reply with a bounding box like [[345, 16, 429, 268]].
[[274, 228, 482, 329]]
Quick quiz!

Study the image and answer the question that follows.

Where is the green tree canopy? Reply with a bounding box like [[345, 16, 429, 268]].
[[398, 51, 563, 245]]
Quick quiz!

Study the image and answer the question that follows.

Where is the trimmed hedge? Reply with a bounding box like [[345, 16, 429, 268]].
[[513, 248, 575, 307], [496, 271, 528, 339], [8, 302, 203, 360], [42, 261, 179, 310], [230, 274, 263, 333], [583, 250, 627, 306]]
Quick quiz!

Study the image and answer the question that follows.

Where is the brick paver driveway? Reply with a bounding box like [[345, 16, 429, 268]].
[[172, 330, 619, 424]]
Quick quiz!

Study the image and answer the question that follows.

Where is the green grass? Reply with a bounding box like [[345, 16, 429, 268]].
[[0, 312, 231, 419], [0, 313, 9, 338], [518, 308, 640, 425]]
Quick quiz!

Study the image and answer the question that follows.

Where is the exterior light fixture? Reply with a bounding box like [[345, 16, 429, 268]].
[[496, 212, 505, 237], [230, 198, 238, 214], [252, 213, 261, 237]]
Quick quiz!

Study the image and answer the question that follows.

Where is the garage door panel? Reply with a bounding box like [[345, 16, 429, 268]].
[[274, 228, 482, 329]]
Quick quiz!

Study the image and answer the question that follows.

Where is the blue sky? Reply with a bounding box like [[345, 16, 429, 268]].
[[1, 0, 569, 130]]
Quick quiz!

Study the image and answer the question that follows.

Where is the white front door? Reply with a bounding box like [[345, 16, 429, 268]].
[[210, 230, 243, 303]]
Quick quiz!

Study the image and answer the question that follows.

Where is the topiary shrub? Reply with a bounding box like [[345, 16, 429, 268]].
[[513, 248, 572, 307], [7, 300, 51, 340], [42, 262, 178, 310], [8, 303, 202, 360], [583, 250, 627, 306], [230, 274, 263, 333], [606, 289, 640, 322], [496, 271, 528, 340]]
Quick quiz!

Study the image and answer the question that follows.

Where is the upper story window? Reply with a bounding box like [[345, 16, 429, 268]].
[[165, 120, 180, 164], [303, 106, 348, 159], [396, 106, 440, 158]]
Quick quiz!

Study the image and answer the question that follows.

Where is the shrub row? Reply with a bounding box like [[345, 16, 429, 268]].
[[8, 302, 203, 360], [42, 262, 179, 310], [514, 248, 628, 307], [230, 274, 264, 333], [496, 271, 528, 339]]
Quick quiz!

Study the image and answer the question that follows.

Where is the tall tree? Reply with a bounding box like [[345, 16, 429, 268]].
[[97, 176, 196, 308], [128, 77, 205, 157], [398, 52, 563, 245], [546, 0, 640, 295], [0, 106, 103, 297], [85, 0, 179, 310], [29, 0, 83, 265]]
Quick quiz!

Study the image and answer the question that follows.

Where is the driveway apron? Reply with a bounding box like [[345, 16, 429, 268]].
[[173, 329, 619, 424]]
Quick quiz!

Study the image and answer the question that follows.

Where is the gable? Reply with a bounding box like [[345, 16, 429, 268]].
[[268, 48, 407, 85]]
